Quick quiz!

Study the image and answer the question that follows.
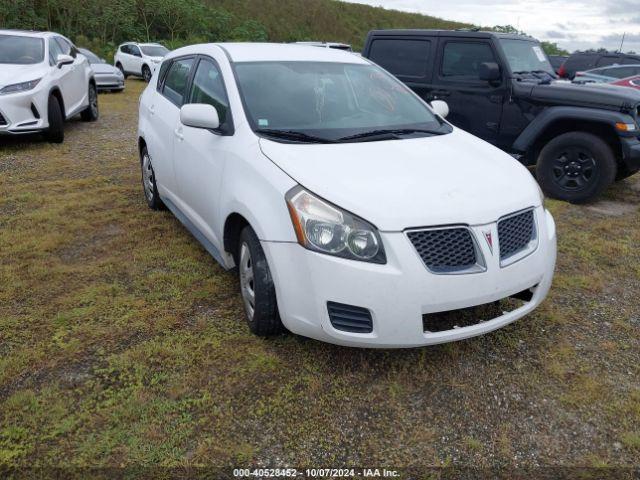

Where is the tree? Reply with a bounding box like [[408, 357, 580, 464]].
[[540, 41, 569, 56]]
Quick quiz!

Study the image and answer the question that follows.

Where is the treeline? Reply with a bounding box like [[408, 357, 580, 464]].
[[0, 0, 470, 59]]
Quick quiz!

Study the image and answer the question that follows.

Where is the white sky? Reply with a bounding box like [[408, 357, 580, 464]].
[[344, 0, 640, 53]]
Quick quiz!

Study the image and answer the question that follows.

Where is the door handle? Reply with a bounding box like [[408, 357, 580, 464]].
[[148, 105, 155, 116], [174, 128, 184, 141]]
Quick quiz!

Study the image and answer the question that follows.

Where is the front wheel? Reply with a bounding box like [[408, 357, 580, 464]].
[[536, 132, 616, 203], [238, 226, 284, 336], [80, 83, 99, 122], [45, 95, 64, 143], [142, 65, 152, 83]]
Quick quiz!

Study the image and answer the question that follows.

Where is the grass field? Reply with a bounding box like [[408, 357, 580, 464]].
[[1, 80, 639, 472]]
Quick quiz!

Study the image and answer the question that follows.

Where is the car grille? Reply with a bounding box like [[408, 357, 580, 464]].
[[327, 302, 373, 333], [407, 227, 480, 273], [497, 209, 535, 261], [0, 111, 7, 126]]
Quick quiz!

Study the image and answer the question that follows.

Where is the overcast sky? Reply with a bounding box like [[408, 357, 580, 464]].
[[345, 0, 640, 53]]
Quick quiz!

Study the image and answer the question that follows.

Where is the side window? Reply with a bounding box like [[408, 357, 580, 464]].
[[441, 41, 496, 78], [48, 38, 63, 66], [188, 58, 229, 125], [596, 56, 619, 67], [54, 37, 75, 58], [156, 61, 171, 92], [130, 45, 141, 57], [120, 45, 129, 54], [368, 39, 431, 79], [161, 57, 194, 106]]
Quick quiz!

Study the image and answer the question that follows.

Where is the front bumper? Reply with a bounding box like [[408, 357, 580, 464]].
[[620, 135, 640, 173], [0, 86, 49, 134], [95, 74, 125, 91], [263, 206, 556, 348]]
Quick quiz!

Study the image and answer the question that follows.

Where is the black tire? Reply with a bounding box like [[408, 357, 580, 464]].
[[238, 226, 284, 336], [45, 95, 64, 143], [116, 62, 128, 79], [142, 64, 152, 83], [80, 83, 99, 122], [140, 146, 164, 210], [536, 132, 616, 203]]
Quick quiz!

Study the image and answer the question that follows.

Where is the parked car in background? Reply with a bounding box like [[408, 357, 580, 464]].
[[294, 41, 352, 51], [78, 47, 124, 92], [611, 75, 640, 91], [558, 51, 640, 79], [114, 42, 169, 82], [363, 29, 640, 203], [548, 54, 568, 74], [137, 43, 556, 348], [0, 29, 98, 143], [573, 64, 640, 84]]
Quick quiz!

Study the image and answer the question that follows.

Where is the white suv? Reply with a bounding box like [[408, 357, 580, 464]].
[[138, 43, 557, 348], [0, 30, 98, 143], [114, 42, 169, 82]]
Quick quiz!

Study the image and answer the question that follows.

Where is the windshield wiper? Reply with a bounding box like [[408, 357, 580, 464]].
[[255, 128, 336, 144], [338, 128, 447, 142]]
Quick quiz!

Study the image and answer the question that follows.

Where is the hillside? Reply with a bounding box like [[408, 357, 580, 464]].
[[210, 0, 471, 49]]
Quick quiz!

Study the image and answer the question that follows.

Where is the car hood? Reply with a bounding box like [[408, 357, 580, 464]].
[[259, 129, 541, 231], [0, 63, 49, 89], [90, 63, 119, 75], [523, 80, 640, 112]]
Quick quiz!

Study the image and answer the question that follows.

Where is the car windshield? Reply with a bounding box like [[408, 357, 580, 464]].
[[0, 34, 44, 64], [140, 45, 169, 57], [500, 39, 555, 76], [79, 48, 103, 64], [234, 61, 447, 142]]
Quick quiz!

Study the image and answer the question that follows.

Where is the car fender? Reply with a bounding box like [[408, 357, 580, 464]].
[[512, 106, 635, 152]]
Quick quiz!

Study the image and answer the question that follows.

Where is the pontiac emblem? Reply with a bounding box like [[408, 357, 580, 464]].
[[484, 231, 494, 254]]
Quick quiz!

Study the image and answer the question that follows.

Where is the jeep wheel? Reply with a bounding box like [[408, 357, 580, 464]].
[[537, 132, 616, 203]]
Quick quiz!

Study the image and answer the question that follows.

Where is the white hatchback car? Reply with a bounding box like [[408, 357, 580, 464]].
[[138, 43, 557, 348], [0, 30, 98, 143], [114, 42, 169, 82]]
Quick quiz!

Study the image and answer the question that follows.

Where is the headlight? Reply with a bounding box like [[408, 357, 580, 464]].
[[285, 186, 386, 264], [0, 79, 41, 95]]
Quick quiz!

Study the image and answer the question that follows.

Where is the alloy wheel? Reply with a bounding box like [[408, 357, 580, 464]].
[[239, 242, 256, 319], [89, 85, 98, 117], [142, 152, 155, 202]]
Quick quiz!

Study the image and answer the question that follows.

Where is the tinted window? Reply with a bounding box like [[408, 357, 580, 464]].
[[622, 57, 640, 65], [140, 45, 169, 57], [442, 41, 496, 77], [130, 45, 141, 57], [596, 56, 620, 67], [189, 58, 229, 125], [162, 58, 194, 106], [48, 37, 63, 66], [120, 45, 129, 54], [605, 66, 640, 79], [0, 34, 44, 64], [564, 54, 598, 77], [368, 39, 430, 78]]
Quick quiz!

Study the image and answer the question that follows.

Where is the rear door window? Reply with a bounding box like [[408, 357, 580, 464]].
[[161, 57, 194, 106], [368, 39, 432, 80], [441, 41, 496, 78]]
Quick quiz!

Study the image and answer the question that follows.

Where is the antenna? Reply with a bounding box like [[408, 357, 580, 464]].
[[619, 32, 626, 53]]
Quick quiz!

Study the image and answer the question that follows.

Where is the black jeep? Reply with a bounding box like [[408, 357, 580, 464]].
[[362, 29, 640, 203]]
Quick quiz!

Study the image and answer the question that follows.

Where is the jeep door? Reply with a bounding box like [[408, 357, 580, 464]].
[[431, 38, 506, 146]]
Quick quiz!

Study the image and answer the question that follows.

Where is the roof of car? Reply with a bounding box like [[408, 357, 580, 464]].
[[367, 29, 537, 42], [0, 29, 58, 38], [169, 43, 368, 64]]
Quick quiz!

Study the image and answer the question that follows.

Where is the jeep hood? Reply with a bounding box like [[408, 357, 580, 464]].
[[524, 81, 640, 112], [259, 129, 541, 231]]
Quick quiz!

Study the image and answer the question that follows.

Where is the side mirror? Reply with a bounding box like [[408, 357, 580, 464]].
[[479, 62, 501, 82], [180, 104, 220, 130], [431, 100, 449, 119], [56, 54, 74, 69]]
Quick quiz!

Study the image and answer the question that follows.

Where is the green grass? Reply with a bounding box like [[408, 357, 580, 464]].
[[0, 80, 639, 469]]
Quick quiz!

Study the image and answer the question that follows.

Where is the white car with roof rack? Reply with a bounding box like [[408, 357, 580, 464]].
[[0, 29, 98, 143], [137, 42, 556, 348], [114, 42, 169, 82]]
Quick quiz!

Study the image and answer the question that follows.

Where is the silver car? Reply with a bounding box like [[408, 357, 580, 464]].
[[574, 64, 640, 84], [78, 48, 125, 92]]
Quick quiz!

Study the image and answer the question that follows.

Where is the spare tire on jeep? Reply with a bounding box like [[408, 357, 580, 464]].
[[536, 132, 617, 204]]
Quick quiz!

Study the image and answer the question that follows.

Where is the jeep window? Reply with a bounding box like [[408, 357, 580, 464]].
[[368, 39, 430, 78], [441, 41, 496, 77], [235, 61, 447, 142], [0, 35, 44, 64], [161, 57, 194, 106], [499, 39, 554, 75], [140, 45, 169, 57]]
